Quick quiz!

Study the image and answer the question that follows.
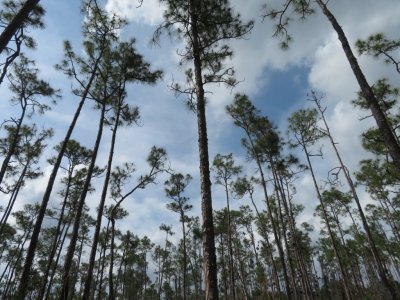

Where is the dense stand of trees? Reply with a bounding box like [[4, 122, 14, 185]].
[[0, 0, 399, 299]]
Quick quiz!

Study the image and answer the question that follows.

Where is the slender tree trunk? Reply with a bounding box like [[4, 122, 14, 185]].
[[276, 173, 315, 299], [181, 211, 188, 300], [0, 27, 21, 86], [189, 1, 218, 298], [115, 248, 125, 297], [4, 226, 32, 299], [37, 170, 73, 300], [331, 208, 364, 297], [44, 220, 71, 300], [314, 97, 399, 299], [158, 231, 170, 299], [248, 190, 281, 298], [82, 103, 121, 299], [73, 235, 85, 295], [315, 0, 400, 172], [0, 0, 40, 54], [275, 186, 298, 299], [60, 103, 106, 300], [97, 220, 110, 300], [232, 231, 249, 300], [188, 255, 199, 299], [0, 105, 26, 186], [16, 52, 102, 300], [0, 161, 28, 236], [219, 233, 229, 298], [275, 184, 298, 299], [379, 200, 400, 243], [108, 218, 116, 300], [244, 134, 292, 299], [223, 182, 236, 300], [302, 142, 353, 300], [319, 256, 333, 300], [0, 232, 26, 284]]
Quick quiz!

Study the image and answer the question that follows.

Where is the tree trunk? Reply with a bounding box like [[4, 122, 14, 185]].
[[315, 96, 400, 299], [0, 104, 27, 186], [108, 218, 116, 300], [0, 161, 28, 236], [302, 142, 353, 300], [0, 0, 40, 54], [97, 220, 110, 300], [60, 103, 106, 300], [189, 1, 219, 299], [224, 182, 236, 300], [276, 172, 315, 299], [37, 170, 73, 300], [82, 103, 121, 299], [244, 133, 292, 299], [315, 0, 400, 172], [181, 211, 188, 300], [248, 189, 281, 297], [45, 220, 71, 300], [16, 51, 102, 300], [274, 180, 299, 299]]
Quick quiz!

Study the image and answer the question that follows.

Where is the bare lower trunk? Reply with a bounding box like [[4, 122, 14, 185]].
[[224, 184, 236, 300], [303, 143, 353, 300], [45, 220, 71, 300], [189, 1, 218, 298], [108, 218, 116, 300], [37, 171, 73, 300], [315, 97, 399, 299], [245, 136, 291, 299], [60, 103, 106, 300], [181, 212, 188, 300], [82, 104, 121, 299], [249, 191, 281, 297], [276, 172, 315, 299], [16, 52, 101, 299]]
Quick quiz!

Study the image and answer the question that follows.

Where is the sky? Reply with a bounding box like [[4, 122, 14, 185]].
[[1, 0, 400, 247]]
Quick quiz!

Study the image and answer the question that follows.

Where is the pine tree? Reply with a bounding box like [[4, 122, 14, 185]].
[[155, 2, 253, 297], [0, 0, 44, 82], [16, 1, 122, 297], [265, 0, 400, 173], [165, 173, 193, 300]]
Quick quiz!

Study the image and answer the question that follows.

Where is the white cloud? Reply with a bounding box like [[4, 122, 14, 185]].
[[105, 0, 164, 25]]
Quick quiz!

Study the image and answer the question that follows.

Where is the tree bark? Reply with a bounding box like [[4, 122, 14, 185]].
[[60, 103, 106, 300], [189, 1, 219, 299], [0, 0, 40, 54], [82, 103, 121, 299]]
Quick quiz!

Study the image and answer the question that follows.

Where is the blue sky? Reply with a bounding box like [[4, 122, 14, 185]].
[[1, 0, 400, 245]]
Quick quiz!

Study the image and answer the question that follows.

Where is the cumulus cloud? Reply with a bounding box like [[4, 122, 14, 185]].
[[105, 0, 164, 25]]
